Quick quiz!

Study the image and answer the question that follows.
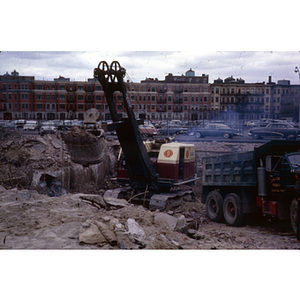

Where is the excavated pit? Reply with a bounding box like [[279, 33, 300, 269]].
[[0, 128, 117, 195]]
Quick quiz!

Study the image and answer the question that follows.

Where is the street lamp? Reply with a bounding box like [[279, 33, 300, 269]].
[[295, 66, 300, 82], [295, 67, 300, 123]]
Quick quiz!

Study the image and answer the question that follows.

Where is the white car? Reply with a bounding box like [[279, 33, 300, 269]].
[[23, 121, 38, 130], [40, 125, 57, 135]]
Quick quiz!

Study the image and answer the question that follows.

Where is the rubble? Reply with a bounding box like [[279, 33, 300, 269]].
[[0, 129, 116, 194], [0, 129, 299, 249]]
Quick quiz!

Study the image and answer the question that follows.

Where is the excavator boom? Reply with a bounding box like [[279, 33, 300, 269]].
[[94, 61, 158, 192]]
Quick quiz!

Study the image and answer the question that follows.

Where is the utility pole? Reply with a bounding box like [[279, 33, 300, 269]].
[[295, 67, 300, 123]]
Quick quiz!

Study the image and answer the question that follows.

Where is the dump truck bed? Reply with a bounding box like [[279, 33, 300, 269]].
[[202, 140, 300, 188], [202, 151, 256, 187]]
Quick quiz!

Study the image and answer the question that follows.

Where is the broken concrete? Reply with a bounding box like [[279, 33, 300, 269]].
[[154, 212, 178, 231]]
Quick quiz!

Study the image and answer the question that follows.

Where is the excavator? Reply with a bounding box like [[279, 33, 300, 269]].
[[92, 61, 199, 210]]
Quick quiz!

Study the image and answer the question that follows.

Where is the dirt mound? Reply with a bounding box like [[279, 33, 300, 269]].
[[0, 131, 115, 194]]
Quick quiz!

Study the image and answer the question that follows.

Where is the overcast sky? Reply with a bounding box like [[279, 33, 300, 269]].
[[2, 2, 300, 86], [1, 51, 300, 85]]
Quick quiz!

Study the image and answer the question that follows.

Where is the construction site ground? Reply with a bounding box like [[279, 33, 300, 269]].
[[0, 129, 299, 250]]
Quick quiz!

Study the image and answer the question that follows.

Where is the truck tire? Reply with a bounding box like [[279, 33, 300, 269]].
[[252, 133, 260, 140], [206, 191, 224, 223], [290, 199, 299, 238], [223, 193, 243, 226], [195, 131, 202, 138], [286, 135, 297, 140]]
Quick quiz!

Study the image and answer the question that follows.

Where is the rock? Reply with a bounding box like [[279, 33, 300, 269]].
[[104, 197, 129, 209], [79, 220, 107, 246], [154, 212, 178, 231], [187, 229, 205, 240], [94, 221, 118, 246], [101, 216, 112, 222], [79, 194, 107, 209], [171, 240, 183, 249], [175, 215, 187, 233], [109, 218, 125, 231], [125, 218, 146, 243], [0, 185, 6, 192]]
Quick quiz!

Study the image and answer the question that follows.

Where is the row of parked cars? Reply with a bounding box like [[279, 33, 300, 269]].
[[139, 119, 300, 140], [0, 119, 84, 136], [1, 118, 299, 140], [247, 121, 299, 140]]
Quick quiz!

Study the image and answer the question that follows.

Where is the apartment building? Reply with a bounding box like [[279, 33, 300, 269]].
[[210, 75, 300, 124], [1, 69, 299, 123], [0, 69, 210, 122]]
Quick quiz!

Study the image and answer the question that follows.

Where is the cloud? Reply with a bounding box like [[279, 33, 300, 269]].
[[1, 51, 300, 84]]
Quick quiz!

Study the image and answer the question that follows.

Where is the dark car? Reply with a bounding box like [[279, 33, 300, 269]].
[[139, 125, 159, 137], [194, 123, 241, 139], [248, 123, 299, 140], [159, 125, 187, 136]]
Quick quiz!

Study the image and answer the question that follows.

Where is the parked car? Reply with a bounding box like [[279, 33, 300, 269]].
[[57, 120, 73, 130], [248, 123, 299, 140], [159, 125, 187, 136], [0, 120, 15, 130], [139, 125, 159, 137], [23, 120, 38, 130], [40, 125, 57, 135], [193, 123, 241, 139], [13, 119, 26, 128]]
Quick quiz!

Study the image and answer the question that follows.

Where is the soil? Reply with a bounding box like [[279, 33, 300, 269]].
[[0, 129, 299, 250]]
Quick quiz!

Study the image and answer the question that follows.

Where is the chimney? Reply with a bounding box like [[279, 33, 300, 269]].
[[268, 76, 272, 83]]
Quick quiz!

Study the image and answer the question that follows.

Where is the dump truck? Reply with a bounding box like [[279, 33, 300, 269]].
[[201, 140, 300, 236]]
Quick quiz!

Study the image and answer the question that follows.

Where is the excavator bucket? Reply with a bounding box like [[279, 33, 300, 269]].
[[62, 126, 107, 166], [62, 108, 107, 166]]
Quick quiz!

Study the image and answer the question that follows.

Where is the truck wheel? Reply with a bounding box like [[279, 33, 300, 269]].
[[223, 193, 243, 226], [252, 133, 260, 140], [290, 199, 299, 237], [195, 132, 202, 138], [206, 191, 224, 223], [287, 135, 297, 140], [222, 133, 230, 139]]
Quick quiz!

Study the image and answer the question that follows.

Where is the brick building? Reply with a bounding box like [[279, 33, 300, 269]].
[[210, 75, 300, 124], [0, 69, 210, 122], [1, 69, 300, 124]]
